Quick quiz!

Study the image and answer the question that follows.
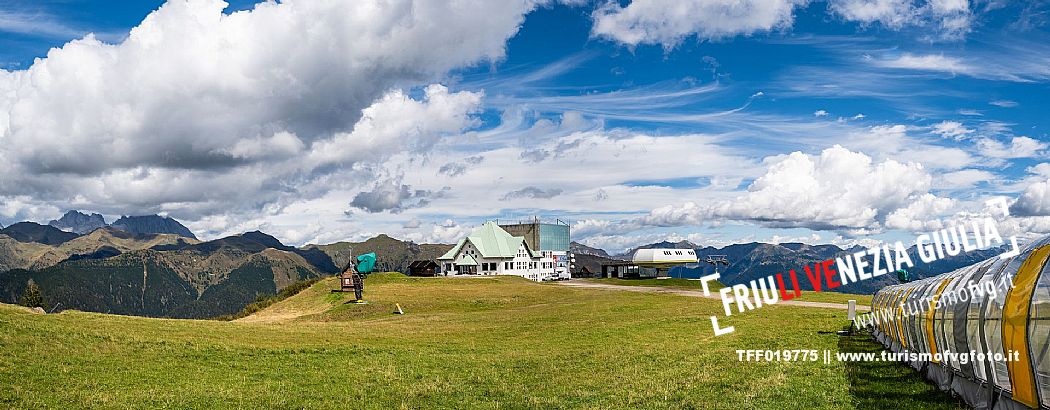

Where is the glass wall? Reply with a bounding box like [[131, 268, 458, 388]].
[[538, 223, 569, 252]]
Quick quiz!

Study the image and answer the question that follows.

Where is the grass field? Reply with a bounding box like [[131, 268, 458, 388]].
[[0, 273, 954, 409], [585, 278, 874, 305]]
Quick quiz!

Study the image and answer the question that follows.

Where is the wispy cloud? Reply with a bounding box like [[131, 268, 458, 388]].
[[870, 53, 973, 75], [977, 136, 1048, 159], [866, 42, 1050, 82], [0, 10, 126, 42], [501, 186, 563, 201], [0, 10, 84, 38], [772, 63, 969, 115], [930, 120, 974, 140]]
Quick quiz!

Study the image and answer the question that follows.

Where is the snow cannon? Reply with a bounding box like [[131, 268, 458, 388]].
[[355, 252, 377, 275]]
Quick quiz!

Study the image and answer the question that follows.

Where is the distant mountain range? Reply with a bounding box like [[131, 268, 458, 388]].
[[0, 214, 451, 318], [0, 226, 193, 272], [593, 240, 1005, 294], [46, 210, 196, 238], [570, 241, 612, 258], [0, 229, 330, 318], [306, 234, 452, 273], [0, 210, 1009, 316], [569, 241, 623, 276]]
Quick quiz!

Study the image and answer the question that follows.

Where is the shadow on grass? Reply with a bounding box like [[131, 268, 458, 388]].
[[837, 331, 967, 410]]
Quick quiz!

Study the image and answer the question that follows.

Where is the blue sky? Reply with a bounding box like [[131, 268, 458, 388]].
[[1, 0, 1049, 252]]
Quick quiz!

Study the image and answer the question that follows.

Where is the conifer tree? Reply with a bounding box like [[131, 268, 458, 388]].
[[20, 279, 45, 309]]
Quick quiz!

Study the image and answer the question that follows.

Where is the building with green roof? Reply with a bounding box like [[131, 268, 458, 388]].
[[436, 221, 556, 281]]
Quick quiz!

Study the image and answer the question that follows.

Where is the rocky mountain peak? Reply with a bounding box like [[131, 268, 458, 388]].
[[111, 215, 197, 239], [48, 210, 107, 234]]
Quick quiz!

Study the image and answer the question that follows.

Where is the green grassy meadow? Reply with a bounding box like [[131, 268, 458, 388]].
[[585, 277, 874, 305], [1, 273, 953, 409]]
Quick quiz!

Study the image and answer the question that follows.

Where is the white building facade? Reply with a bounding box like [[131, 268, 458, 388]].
[[437, 221, 556, 281], [498, 220, 571, 280]]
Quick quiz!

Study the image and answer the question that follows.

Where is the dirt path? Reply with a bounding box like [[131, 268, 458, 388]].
[[556, 281, 870, 312]]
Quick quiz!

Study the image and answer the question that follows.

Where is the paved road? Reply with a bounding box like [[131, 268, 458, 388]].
[[556, 281, 870, 312]]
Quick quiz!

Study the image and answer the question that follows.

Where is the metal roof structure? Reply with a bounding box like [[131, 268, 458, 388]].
[[437, 221, 537, 260]]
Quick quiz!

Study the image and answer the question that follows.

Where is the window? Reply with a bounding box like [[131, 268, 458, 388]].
[[985, 255, 1020, 390], [941, 269, 972, 371], [967, 262, 999, 381], [1032, 260, 1050, 407], [954, 265, 991, 377]]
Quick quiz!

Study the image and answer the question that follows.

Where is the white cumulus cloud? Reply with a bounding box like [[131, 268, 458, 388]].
[[1012, 180, 1050, 217], [712, 145, 932, 230], [591, 0, 806, 47], [1028, 163, 1050, 179], [828, 0, 973, 39], [0, 0, 536, 224], [884, 193, 955, 231]]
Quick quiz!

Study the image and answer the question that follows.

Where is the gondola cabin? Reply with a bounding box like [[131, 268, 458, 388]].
[[631, 248, 698, 269]]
